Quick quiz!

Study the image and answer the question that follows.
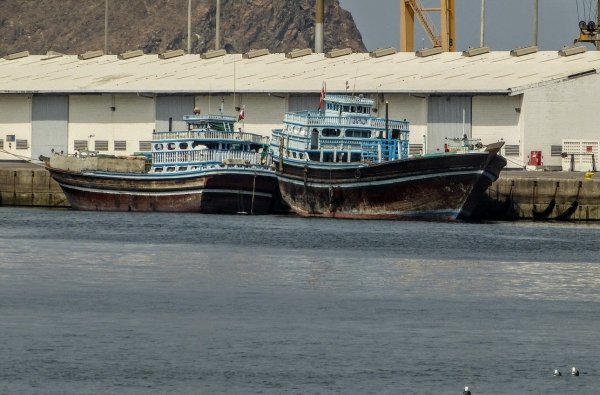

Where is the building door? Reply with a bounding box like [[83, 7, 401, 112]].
[[427, 96, 472, 153], [32, 95, 68, 159], [155, 96, 195, 132]]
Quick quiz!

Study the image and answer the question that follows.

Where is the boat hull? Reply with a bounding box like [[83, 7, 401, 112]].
[[276, 144, 507, 220], [47, 166, 279, 214]]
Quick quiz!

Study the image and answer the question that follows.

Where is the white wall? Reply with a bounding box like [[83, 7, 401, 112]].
[[69, 94, 155, 155], [194, 93, 286, 137], [472, 95, 523, 166], [384, 94, 427, 145], [522, 75, 600, 168], [0, 94, 32, 160]]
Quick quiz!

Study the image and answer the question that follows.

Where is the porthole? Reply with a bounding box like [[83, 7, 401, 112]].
[[154, 143, 164, 151], [179, 142, 188, 150], [167, 143, 176, 150]]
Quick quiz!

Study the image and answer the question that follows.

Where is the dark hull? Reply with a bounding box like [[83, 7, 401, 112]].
[[47, 166, 279, 214], [276, 143, 506, 220]]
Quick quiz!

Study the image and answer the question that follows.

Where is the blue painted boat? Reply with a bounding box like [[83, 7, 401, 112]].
[[46, 113, 280, 214], [270, 93, 506, 220]]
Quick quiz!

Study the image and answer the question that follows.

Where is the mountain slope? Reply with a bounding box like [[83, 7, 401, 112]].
[[0, 0, 366, 55]]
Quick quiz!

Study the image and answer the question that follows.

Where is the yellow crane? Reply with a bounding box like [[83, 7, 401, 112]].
[[574, 0, 600, 49], [400, 0, 456, 52]]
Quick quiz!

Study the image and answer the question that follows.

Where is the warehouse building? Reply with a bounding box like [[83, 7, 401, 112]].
[[1, 46, 599, 171]]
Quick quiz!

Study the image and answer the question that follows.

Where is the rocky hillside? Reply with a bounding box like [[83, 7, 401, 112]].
[[0, 0, 366, 55]]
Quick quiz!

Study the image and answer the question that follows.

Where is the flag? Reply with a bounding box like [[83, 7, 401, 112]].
[[237, 105, 245, 121], [318, 82, 326, 110]]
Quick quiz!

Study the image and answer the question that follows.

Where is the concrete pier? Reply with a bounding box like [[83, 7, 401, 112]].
[[0, 162, 69, 208], [474, 170, 600, 221], [1, 162, 600, 220]]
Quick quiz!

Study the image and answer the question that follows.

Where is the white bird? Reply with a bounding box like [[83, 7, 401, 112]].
[[572, 367, 579, 376], [554, 369, 562, 376], [463, 386, 471, 395]]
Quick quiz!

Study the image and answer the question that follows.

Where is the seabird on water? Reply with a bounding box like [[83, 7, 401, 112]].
[[463, 386, 471, 395], [572, 367, 579, 376], [554, 369, 562, 377]]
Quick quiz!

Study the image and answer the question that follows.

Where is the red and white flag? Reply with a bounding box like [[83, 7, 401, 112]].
[[237, 105, 245, 121], [318, 82, 326, 110]]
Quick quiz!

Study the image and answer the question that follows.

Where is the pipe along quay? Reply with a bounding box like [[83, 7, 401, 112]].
[[1, 162, 600, 221]]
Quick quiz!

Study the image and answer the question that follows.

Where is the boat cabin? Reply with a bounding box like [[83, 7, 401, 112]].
[[272, 94, 410, 164], [149, 113, 271, 174]]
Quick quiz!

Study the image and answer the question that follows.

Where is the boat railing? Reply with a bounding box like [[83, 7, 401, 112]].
[[183, 114, 237, 122], [325, 94, 375, 106], [284, 112, 409, 131], [153, 149, 268, 166], [153, 130, 269, 145]]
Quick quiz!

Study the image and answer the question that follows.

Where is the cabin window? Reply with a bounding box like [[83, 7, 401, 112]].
[[167, 143, 176, 150], [322, 128, 341, 137], [179, 166, 188, 172], [342, 106, 350, 112], [351, 106, 356, 112], [345, 129, 371, 138], [357, 106, 363, 113], [179, 142, 188, 150], [350, 153, 362, 162], [231, 144, 243, 151], [308, 152, 320, 161], [166, 167, 176, 172], [154, 167, 163, 173], [292, 152, 297, 158]]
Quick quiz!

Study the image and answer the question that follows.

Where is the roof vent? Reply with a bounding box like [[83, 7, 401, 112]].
[[369, 47, 397, 58], [325, 48, 352, 58], [78, 50, 104, 60], [118, 49, 144, 60], [558, 45, 587, 57], [462, 46, 490, 57], [201, 49, 227, 59], [4, 51, 30, 60], [415, 47, 443, 57], [510, 45, 538, 57], [41, 51, 63, 61], [243, 48, 269, 59], [285, 48, 313, 59], [159, 49, 185, 59]]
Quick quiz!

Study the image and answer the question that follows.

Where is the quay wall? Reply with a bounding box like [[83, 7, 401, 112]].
[[477, 171, 600, 221], [0, 164, 69, 208], [1, 164, 600, 221]]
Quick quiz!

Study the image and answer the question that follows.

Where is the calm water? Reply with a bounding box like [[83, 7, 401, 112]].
[[0, 207, 599, 394]]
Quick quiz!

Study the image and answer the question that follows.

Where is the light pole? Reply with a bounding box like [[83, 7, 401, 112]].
[[480, 0, 485, 47], [215, 0, 220, 50], [188, 0, 192, 53], [533, 0, 538, 46], [104, 0, 108, 54]]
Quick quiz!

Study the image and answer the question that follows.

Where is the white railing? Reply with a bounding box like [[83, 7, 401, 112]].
[[153, 130, 269, 145], [153, 149, 267, 165], [284, 112, 409, 131], [325, 94, 375, 106], [183, 114, 237, 122]]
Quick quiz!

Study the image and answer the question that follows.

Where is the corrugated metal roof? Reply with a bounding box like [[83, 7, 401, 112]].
[[1, 50, 599, 95]]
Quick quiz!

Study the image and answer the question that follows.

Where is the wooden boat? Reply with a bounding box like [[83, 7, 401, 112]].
[[45, 114, 280, 214], [270, 93, 507, 220]]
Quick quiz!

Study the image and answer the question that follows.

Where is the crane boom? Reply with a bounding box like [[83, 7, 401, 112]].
[[400, 0, 455, 52], [407, 0, 442, 47]]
